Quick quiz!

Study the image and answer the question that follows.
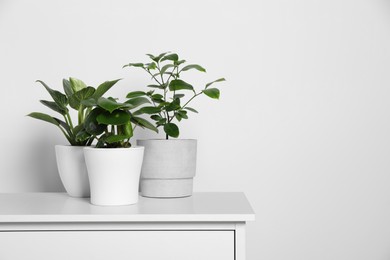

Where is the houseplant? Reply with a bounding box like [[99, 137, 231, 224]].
[[28, 78, 120, 197], [123, 52, 225, 198], [82, 96, 158, 206]]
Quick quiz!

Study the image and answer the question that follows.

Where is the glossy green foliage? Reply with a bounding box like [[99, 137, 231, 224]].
[[27, 78, 120, 146], [123, 52, 225, 139], [83, 97, 158, 148]]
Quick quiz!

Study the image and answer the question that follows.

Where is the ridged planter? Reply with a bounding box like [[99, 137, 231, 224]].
[[55, 145, 90, 198], [137, 139, 197, 198], [83, 147, 144, 206]]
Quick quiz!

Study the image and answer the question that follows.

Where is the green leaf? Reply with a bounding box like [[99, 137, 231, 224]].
[[178, 110, 188, 119], [123, 63, 144, 68], [63, 79, 73, 97], [36, 80, 68, 109], [165, 99, 181, 112], [133, 106, 161, 115], [69, 87, 95, 110], [147, 62, 157, 70], [96, 110, 130, 125], [183, 107, 198, 113], [161, 53, 179, 62], [69, 77, 87, 93], [164, 123, 179, 138], [169, 79, 194, 91], [206, 78, 226, 88], [125, 97, 151, 108], [97, 97, 133, 113], [173, 94, 185, 99], [75, 130, 90, 142], [147, 84, 164, 89], [126, 91, 146, 98], [181, 64, 206, 72], [150, 115, 162, 121], [147, 52, 169, 62], [176, 60, 186, 65], [121, 121, 133, 138], [151, 94, 164, 103], [27, 112, 60, 126], [105, 134, 129, 144], [84, 108, 106, 135], [132, 117, 158, 133], [203, 88, 220, 99], [160, 64, 175, 74], [92, 79, 121, 100], [80, 98, 97, 107], [40, 100, 68, 115]]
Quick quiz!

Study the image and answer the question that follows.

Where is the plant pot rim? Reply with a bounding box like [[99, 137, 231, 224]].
[[55, 144, 88, 148], [83, 146, 144, 151]]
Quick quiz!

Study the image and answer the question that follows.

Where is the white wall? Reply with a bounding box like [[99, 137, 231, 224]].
[[1, 0, 390, 259]]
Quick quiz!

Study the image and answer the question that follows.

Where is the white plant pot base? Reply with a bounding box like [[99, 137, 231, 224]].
[[55, 145, 90, 198], [140, 178, 193, 198], [84, 147, 144, 206]]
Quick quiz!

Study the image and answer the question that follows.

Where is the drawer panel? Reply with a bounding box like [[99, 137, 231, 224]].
[[0, 230, 234, 260]]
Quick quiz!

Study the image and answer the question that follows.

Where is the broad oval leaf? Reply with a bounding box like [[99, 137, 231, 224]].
[[63, 79, 73, 97], [133, 106, 161, 115], [84, 108, 106, 135], [203, 88, 220, 99], [36, 80, 68, 109], [69, 77, 87, 93], [97, 97, 133, 113], [169, 79, 194, 91], [81, 98, 97, 107], [27, 112, 60, 126], [105, 134, 129, 144], [164, 123, 179, 138], [181, 64, 206, 72], [69, 87, 95, 110], [161, 53, 179, 62], [40, 100, 68, 115], [125, 97, 151, 108], [126, 91, 146, 98], [131, 116, 158, 133], [165, 99, 181, 112], [96, 110, 130, 125], [92, 79, 121, 100], [161, 64, 175, 74]]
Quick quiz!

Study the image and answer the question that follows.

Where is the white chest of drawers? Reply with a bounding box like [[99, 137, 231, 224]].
[[0, 192, 254, 260]]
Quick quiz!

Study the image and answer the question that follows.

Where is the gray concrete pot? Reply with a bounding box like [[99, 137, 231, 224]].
[[137, 139, 197, 198]]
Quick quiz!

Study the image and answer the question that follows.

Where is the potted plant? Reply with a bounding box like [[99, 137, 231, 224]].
[[82, 96, 157, 206], [123, 52, 225, 198], [28, 78, 120, 197]]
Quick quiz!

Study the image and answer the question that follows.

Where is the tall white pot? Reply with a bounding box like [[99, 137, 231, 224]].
[[83, 147, 144, 206], [55, 145, 90, 198], [137, 139, 197, 198]]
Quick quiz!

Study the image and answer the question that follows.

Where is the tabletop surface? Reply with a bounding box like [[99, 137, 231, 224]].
[[0, 192, 255, 223]]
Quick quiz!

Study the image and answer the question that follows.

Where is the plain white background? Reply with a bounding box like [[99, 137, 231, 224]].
[[1, 0, 390, 259]]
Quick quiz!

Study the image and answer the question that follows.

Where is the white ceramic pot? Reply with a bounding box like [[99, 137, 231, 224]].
[[83, 146, 144, 206], [137, 139, 197, 198], [55, 145, 90, 198]]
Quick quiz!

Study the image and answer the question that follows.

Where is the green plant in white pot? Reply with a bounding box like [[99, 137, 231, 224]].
[[28, 78, 120, 198], [82, 96, 157, 206], [123, 52, 225, 198]]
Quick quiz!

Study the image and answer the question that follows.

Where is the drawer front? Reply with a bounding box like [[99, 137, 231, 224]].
[[0, 230, 234, 260]]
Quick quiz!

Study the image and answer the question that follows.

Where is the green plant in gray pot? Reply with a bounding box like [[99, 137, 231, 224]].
[[82, 96, 157, 206], [123, 52, 225, 198], [28, 78, 120, 198]]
